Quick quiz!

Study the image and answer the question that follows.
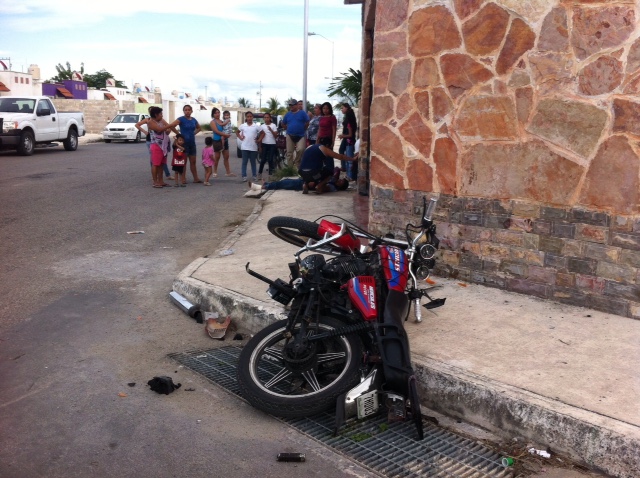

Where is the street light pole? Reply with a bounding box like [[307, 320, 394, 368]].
[[303, 0, 309, 109], [308, 32, 334, 81]]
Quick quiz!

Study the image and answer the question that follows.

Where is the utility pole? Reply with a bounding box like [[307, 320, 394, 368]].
[[205, 85, 208, 102], [303, 0, 309, 108]]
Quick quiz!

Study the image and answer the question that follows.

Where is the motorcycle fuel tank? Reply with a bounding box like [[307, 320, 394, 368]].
[[347, 276, 377, 321], [379, 246, 408, 291]]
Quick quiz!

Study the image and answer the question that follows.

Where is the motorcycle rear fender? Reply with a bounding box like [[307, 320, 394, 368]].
[[376, 289, 413, 393]]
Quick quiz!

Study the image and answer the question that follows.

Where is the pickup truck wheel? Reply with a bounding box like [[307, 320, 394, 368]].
[[63, 129, 78, 151], [134, 131, 141, 143], [17, 131, 35, 156]]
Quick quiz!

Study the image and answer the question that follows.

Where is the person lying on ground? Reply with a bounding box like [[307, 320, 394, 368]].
[[245, 172, 349, 197], [297, 143, 355, 194]]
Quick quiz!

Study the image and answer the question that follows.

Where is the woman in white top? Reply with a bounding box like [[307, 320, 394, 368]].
[[257, 112, 278, 180], [236, 112, 261, 182]]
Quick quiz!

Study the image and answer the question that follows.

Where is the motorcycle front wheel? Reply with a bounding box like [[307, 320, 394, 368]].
[[237, 317, 363, 418], [267, 216, 322, 248]]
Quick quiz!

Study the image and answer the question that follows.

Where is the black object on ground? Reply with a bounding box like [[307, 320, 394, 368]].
[[148, 376, 181, 395], [277, 453, 306, 462]]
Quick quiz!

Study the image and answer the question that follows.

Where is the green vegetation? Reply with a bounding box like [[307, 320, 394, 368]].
[[47, 62, 126, 88], [350, 432, 372, 442], [271, 163, 298, 180], [327, 68, 362, 107]]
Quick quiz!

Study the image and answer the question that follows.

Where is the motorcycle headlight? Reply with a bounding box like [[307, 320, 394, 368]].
[[418, 244, 437, 260], [415, 265, 431, 281]]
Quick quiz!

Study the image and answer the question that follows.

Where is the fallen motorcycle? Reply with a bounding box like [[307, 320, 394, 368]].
[[236, 197, 445, 439]]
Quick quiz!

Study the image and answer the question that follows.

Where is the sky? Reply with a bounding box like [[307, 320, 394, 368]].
[[0, 0, 363, 108]]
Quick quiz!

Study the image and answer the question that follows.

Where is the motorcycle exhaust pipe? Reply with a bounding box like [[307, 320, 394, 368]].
[[169, 291, 203, 323]]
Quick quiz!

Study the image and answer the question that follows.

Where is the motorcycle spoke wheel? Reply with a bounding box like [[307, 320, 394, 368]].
[[237, 317, 363, 418]]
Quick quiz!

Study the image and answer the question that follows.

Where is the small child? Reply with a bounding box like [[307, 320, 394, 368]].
[[171, 134, 187, 187], [221, 111, 233, 138], [202, 136, 215, 185]]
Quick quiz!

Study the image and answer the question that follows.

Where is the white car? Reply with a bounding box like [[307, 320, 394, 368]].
[[103, 113, 148, 143]]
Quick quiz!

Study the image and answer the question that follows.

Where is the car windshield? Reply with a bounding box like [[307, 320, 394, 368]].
[[111, 114, 139, 124], [0, 98, 35, 114]]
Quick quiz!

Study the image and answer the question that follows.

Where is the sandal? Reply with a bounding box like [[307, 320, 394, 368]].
[[225, 173, 237, 177], [204, 182, 211, 186], [213, 174, 218, 178]]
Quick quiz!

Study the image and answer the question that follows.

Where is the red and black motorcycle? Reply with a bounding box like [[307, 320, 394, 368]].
[[237, 198, 445, 439]]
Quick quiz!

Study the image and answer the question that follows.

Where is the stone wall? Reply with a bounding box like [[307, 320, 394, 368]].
[[52, 99, 136, 134], [367, 0, 640, 318]]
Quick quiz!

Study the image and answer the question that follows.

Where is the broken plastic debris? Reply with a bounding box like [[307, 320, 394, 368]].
[[127, 383, 136, 387], [528, 448, 551, 459], [205, 313, 232, 340], [457, 282, 468, 287], [127, 231, 145, 234], [219, 249, 234, 256], [425, 278, 436, 285], [118, 392, 127, 398]]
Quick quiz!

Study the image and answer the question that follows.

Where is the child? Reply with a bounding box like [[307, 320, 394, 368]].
[[172, 134, 187, 187], [202, 136, 215, 185], [218, 110, 236, 177]]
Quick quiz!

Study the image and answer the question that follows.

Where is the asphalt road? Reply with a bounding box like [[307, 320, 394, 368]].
[[0, 139, 370, 478]]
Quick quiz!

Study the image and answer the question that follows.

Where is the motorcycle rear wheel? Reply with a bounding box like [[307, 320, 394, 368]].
[[267, 216, 322, 248], [237, 317, 363, 418]]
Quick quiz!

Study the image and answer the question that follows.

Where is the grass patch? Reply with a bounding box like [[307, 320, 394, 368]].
[[271, 163, 298, 181], [350, 432, 372, 442]]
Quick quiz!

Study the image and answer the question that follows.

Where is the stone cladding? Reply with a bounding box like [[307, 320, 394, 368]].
[[363, 0, 640, 317]]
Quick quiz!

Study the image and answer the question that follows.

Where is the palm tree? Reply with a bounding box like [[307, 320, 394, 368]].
[[238, 97, 252, 108], [327, 68, 362, 107], [262, 97, 286, 116]]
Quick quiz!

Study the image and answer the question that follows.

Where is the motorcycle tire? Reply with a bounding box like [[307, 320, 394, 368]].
[[267, 216, 322, 248], [237, 317, 363, 418]]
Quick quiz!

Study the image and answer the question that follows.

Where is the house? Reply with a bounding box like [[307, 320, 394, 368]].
[[355, 0, 640, 318]]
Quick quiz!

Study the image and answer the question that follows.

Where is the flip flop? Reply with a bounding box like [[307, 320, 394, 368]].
[[153, 185, 163, 188], [193, 180, 203, 183], [225, 173, 237, 177]]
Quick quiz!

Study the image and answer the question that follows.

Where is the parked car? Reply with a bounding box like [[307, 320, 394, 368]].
[[0, 96, 85, 156], [103, 113, 148, 143]]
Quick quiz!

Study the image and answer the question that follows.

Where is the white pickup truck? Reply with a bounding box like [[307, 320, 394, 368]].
[[0, 96, 85, 155]]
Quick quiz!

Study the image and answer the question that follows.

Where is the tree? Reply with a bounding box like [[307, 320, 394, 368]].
[[83, 69, 125, 88], [327, 68, 362, 107], [238, 97, 252, 108], [49, 61, 84, 82], [261, 97, 286, 116]]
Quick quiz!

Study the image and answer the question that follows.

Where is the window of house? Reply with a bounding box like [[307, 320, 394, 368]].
[[25, 78, 29, 84], [14, 77, 18, 83], [20, 77, 24, 83]]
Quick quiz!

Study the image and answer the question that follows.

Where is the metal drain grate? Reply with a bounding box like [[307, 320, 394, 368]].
[[169, 346, 511, 478]]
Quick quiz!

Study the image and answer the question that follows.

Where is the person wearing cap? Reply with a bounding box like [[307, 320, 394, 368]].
[[281, 98, 309, 168]]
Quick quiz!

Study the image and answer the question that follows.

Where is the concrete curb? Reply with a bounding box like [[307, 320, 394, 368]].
[[413, 357, 640, 478], [172, 190, 286, 332]]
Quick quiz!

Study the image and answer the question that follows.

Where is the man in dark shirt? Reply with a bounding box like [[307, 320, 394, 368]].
[[298, 143, 354, 194]]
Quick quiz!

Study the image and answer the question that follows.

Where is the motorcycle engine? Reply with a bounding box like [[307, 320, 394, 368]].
[[322, 255, 369, 282]]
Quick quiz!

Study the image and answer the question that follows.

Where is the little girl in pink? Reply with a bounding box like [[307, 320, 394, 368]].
[[202, 136, 215, 185]]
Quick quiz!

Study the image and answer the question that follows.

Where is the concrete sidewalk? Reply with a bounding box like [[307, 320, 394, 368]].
[[173, 189, 640, 478]]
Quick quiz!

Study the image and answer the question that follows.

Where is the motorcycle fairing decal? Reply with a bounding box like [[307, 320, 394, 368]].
[[347, 276, 377, 321], [379, 246, 408, 291]]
